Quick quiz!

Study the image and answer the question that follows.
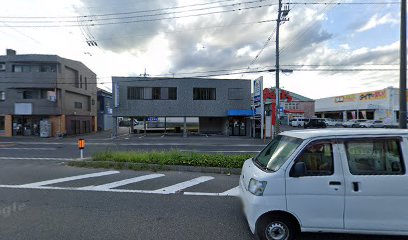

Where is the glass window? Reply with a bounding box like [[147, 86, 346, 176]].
[[254, 135, 303, 171], [85, 77, 88, 90], [193, 88, 216, 100], [23, 90, 36, 99], [74, 102, 82, 109], [161, 88, 169, 100], [127, 87, 144, 100], [0, 91, 5, 101], [80, 75, 83, 88], [144, 87, 152, 100], [168, 87, 177, 100], [14, 65, 23, 72], [294, 142, 334, 176], [0, 116, 4, 131], [345, 139, 405, 175], [0, 63, 5, 71], [152, 87, 161, 100]]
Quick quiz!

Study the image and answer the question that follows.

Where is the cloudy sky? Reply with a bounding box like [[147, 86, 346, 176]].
[[0, 0, 401, 99]]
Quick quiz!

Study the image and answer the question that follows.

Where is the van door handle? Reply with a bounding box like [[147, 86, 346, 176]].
[[352, 182, 360, 192], [329, 181, 342, 186]]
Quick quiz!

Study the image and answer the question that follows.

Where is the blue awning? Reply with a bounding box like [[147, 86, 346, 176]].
[[227, 110, 255, 117]]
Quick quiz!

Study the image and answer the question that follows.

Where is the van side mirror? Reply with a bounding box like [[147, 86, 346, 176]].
[[292, 162, 306, 177]]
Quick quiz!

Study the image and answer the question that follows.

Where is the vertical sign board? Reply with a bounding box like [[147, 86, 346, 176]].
[[114, 82, 119, 107], [253, 76, 264, 139]]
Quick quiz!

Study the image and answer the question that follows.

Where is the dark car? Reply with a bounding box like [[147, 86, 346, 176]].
[[304, 118, 327, 129]]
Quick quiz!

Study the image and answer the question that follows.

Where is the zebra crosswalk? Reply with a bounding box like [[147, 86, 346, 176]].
[[0, 171, 240, 197]]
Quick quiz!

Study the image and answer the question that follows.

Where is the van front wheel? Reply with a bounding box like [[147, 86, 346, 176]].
[[256, 215, 299, 240]]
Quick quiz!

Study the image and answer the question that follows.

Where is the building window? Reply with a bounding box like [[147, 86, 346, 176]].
[[13, 65, 23, 72], [0, 116, 4, 131], [144, 87, 152, 100], [152, 87, 161, 100], [193, 88, 216, 100], [0, 63, 5, 72], [228, 88, 243, 100], [23, 90, 36, 99], [0, 91, 5, 101], [80, 75, 83, 88], [85, 77, 88, 90], [128, 87, 144, 100], [168, 87, 177, 100], [127, 87, 177, 100], [74, 102, 83, 109]]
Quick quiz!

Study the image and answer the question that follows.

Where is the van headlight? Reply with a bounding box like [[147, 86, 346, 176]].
[[248, 178, 267, 196]]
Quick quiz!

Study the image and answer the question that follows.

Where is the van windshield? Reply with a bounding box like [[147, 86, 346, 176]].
[[254, 135, 303, 171]]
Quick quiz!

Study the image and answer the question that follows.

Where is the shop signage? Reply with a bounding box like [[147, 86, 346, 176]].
[[359, 90, 386, 101], [335, 90, 386, 103], [335, 94, 355, 103], [253, 77, 263, 106]]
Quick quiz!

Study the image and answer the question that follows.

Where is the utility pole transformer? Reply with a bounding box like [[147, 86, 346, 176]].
[[400, 0, 407, 129], [274, 0, 290, 137]]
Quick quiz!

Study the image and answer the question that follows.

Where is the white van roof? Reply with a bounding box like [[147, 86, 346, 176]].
[[281, 129, 408, 140]]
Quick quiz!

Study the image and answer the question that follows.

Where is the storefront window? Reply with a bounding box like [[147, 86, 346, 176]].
[[0, 116, 5, 132]]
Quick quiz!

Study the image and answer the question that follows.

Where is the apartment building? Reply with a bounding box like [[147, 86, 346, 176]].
[[0, 49, 97, 137]]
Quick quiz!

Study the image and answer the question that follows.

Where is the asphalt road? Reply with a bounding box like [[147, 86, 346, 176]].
[[0, 159, 405, 240]]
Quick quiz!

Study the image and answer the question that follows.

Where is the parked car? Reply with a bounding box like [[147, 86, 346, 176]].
[[304, 118, 326, 129], [239, 129, 408, 240], [359, 120, 384, 128], [290, 118, 306, 127], [323, 118, 338, 127], [342, 119, 367, 128]]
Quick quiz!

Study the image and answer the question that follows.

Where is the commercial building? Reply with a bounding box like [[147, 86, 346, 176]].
[[315, 87, 403, 124], [97, 88, 113, 131], [260, 87, 315, 137], [0, 49, 97, 137], [111, 77, 252, 136]]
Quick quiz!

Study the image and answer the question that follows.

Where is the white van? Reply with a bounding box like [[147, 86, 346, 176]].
[[239, 129, 408, 240], [290, 118, 306, 127]]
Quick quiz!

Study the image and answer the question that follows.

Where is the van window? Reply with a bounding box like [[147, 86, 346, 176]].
[[292, 142, 334, 176], [254, 135, 302, 172], [345, 139, 405, 175]]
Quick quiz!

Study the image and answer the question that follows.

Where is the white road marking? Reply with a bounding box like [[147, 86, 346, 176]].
[[219, 186, 240, 196], [184, 186, 240, 197], [19, 171, 120, 187], [79, 174, 165, 190], [151, 176, 214, 194]]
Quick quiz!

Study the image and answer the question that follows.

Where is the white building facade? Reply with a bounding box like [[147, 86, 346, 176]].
[[315, 87, 404, 124]]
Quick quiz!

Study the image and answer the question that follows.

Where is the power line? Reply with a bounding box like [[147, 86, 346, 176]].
[[1, 0, 273, 24], [0, 3, 278, 28], [287, 1, 400, 5], [0, 0, 239, 19]]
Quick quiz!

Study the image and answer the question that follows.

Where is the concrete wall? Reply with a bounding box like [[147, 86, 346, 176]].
[[112, 77, 251, 117], [298, 101, 315, 118]]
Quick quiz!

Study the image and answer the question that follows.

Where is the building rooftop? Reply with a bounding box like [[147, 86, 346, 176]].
[[282, 128, 408, 140]]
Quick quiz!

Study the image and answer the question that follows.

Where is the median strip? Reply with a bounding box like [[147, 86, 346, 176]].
[[68, 150, 255, 174]]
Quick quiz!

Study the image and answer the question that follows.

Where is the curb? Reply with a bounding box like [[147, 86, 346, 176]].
[[68, 160, 242, 175]]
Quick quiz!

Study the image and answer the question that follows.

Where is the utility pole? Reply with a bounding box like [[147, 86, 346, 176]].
[[400, 0, 407, 129], [274, 0, 290, 137]]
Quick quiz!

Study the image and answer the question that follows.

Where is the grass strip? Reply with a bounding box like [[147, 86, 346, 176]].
[[92, 150, 254, 169]]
